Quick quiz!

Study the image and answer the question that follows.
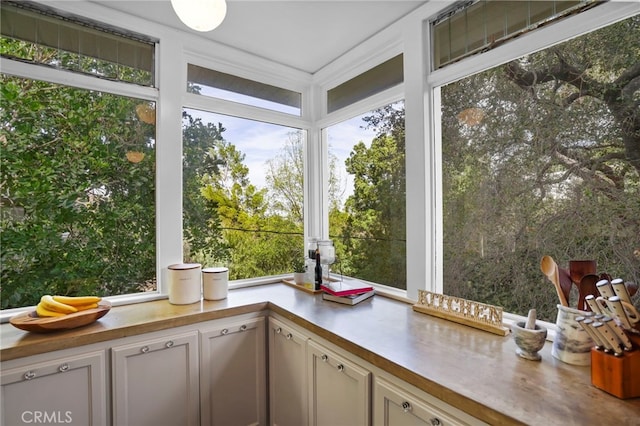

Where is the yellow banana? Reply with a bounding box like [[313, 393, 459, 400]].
[[52, 295, 101, 306], [40, 295, 78, 314], [73, 302, 99, 311], [36, 303, 67, 317]]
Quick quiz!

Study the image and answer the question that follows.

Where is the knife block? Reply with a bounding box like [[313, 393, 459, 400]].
[[590, 348, 640, 399]]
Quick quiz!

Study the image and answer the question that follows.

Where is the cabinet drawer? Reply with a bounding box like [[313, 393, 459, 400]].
[[111, 331, 199, 426], [374, 377, 477, 426], [200, 316, 266, 426], [1, 350, 107, 426], [307, 339, 371, 426]]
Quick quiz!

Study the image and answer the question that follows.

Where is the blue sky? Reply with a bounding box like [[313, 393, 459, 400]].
[[187, 108, 375, 201]]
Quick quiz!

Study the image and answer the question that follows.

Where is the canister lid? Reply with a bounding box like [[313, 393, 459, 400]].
[[168, 263, 202, 270], [202, 267, 229, 273]]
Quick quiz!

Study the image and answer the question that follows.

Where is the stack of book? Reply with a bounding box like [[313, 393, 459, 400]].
[[321, 279, 374, 305]]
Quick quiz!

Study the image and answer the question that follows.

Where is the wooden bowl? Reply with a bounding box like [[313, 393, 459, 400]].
[[9, 301, 111, 333]]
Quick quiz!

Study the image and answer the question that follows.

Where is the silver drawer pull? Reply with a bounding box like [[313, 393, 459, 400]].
[[337, 364, 344, 372], [221, 328, 229, 335], [321, 354, 328, 362], [141, 346, 150, 353], [430, 417, 441, 426], [276, 327, 282, 334], [58, 363, 70, 372], [23, 371, 36, 380], [165, 340, 174, 348], [239, 324, 247, 331], [286, 333, 293, 340], [401, 401, 412, 412]]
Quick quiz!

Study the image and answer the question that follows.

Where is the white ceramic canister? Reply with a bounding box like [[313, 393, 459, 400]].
[[202, 267, 229, 300], [551, 304, 593, 366], [167, 263, 202, 305]]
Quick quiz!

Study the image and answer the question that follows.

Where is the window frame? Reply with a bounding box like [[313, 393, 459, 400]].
[[425, 1, 639, 322]]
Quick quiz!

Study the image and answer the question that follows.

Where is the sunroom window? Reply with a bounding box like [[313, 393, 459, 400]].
[[0, 5, 157, 310], [326, 101, 407, 290], [181, 108, 305, 278], [440, 14, 640, 322]]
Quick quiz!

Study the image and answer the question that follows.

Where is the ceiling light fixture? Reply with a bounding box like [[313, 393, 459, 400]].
[[170, 0, 227, 32]]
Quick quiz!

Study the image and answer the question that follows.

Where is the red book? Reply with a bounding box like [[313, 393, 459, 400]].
[[321, 279, 374, 297]]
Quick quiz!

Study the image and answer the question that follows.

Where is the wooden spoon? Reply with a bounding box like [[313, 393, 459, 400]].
[[578, 274, 600, 311], [557, 267, 573, 308], [540, 255, 568, 307]]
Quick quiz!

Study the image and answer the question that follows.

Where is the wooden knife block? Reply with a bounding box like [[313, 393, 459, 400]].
[[590, 348, 640, 399]]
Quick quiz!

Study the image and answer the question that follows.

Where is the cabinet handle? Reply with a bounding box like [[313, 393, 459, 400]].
[[321, 354, 328, 362], [221, 328, 229, 335], [276, 327, 282, 334], [286, 333, 293, 340], [141, 346, 150, 353], [23, 371, 36, 380], [58, 363, 70, 372], [401, 401, 412, 413], [430, 418, 441, 426], [336, 364, 345, 372], [239, 324, 247, 331], [165, 340, 174, 348]]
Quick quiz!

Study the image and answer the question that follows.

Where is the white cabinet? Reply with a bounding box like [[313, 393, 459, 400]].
[[1, 350, 107, 426], [200, 316, 266, 426], [374, 377, 484, 426], [307, 339, 371, 426], [111, 331, 199, 426], [268, 317, 309, 426]]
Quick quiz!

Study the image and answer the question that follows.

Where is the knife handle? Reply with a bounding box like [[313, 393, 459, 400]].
[[611, 278, 632, 304], [578, 317, 605, 349], [596, 279, 615, 298], [585, 295, 603, 315], [601, 316, 633, 351], [589, 320, 615, 353], [605, 296, 633, 329], [595, 297, 610, 316], [592, 322, 623, 356], [621, 300, 640, 324]]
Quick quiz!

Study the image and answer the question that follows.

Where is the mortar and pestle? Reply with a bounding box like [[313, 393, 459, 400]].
[[511, 309, 547, 361]]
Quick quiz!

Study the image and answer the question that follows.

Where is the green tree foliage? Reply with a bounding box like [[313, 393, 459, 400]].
[[265, 132, 304, 223], [441, 16, 640, 321], [182, 113, 229, 265], [337, 103, 407, 287], [1, 76, 156, 308], [186, 118, 304, 279]]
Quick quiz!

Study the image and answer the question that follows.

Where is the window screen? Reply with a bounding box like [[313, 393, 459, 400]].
[[327, 54, 404, 114], [432, 0, 599, 70], [187, 64, 302, 115], [1, 1, 155, 86]]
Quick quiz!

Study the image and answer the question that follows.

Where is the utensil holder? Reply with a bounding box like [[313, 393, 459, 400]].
[[591, 348, 640, 399], [552, 304, 593, 366]]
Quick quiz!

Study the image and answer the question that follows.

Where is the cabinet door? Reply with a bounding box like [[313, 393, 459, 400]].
[[200, 316, 266, 426], [111, 331, 199, 426], [307, 340, 371, 426], [268, 317, 309, 426], [1, 350, 106, 426], [374, 377, 469, 426]]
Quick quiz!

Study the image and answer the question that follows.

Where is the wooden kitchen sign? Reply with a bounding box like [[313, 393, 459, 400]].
[[413, 290, 509, 336]]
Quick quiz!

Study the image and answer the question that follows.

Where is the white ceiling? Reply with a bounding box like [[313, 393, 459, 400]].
[[92, 0, 428, 74]]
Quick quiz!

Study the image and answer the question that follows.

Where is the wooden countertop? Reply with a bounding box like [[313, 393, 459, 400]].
[[1, 283, 639, 425]]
